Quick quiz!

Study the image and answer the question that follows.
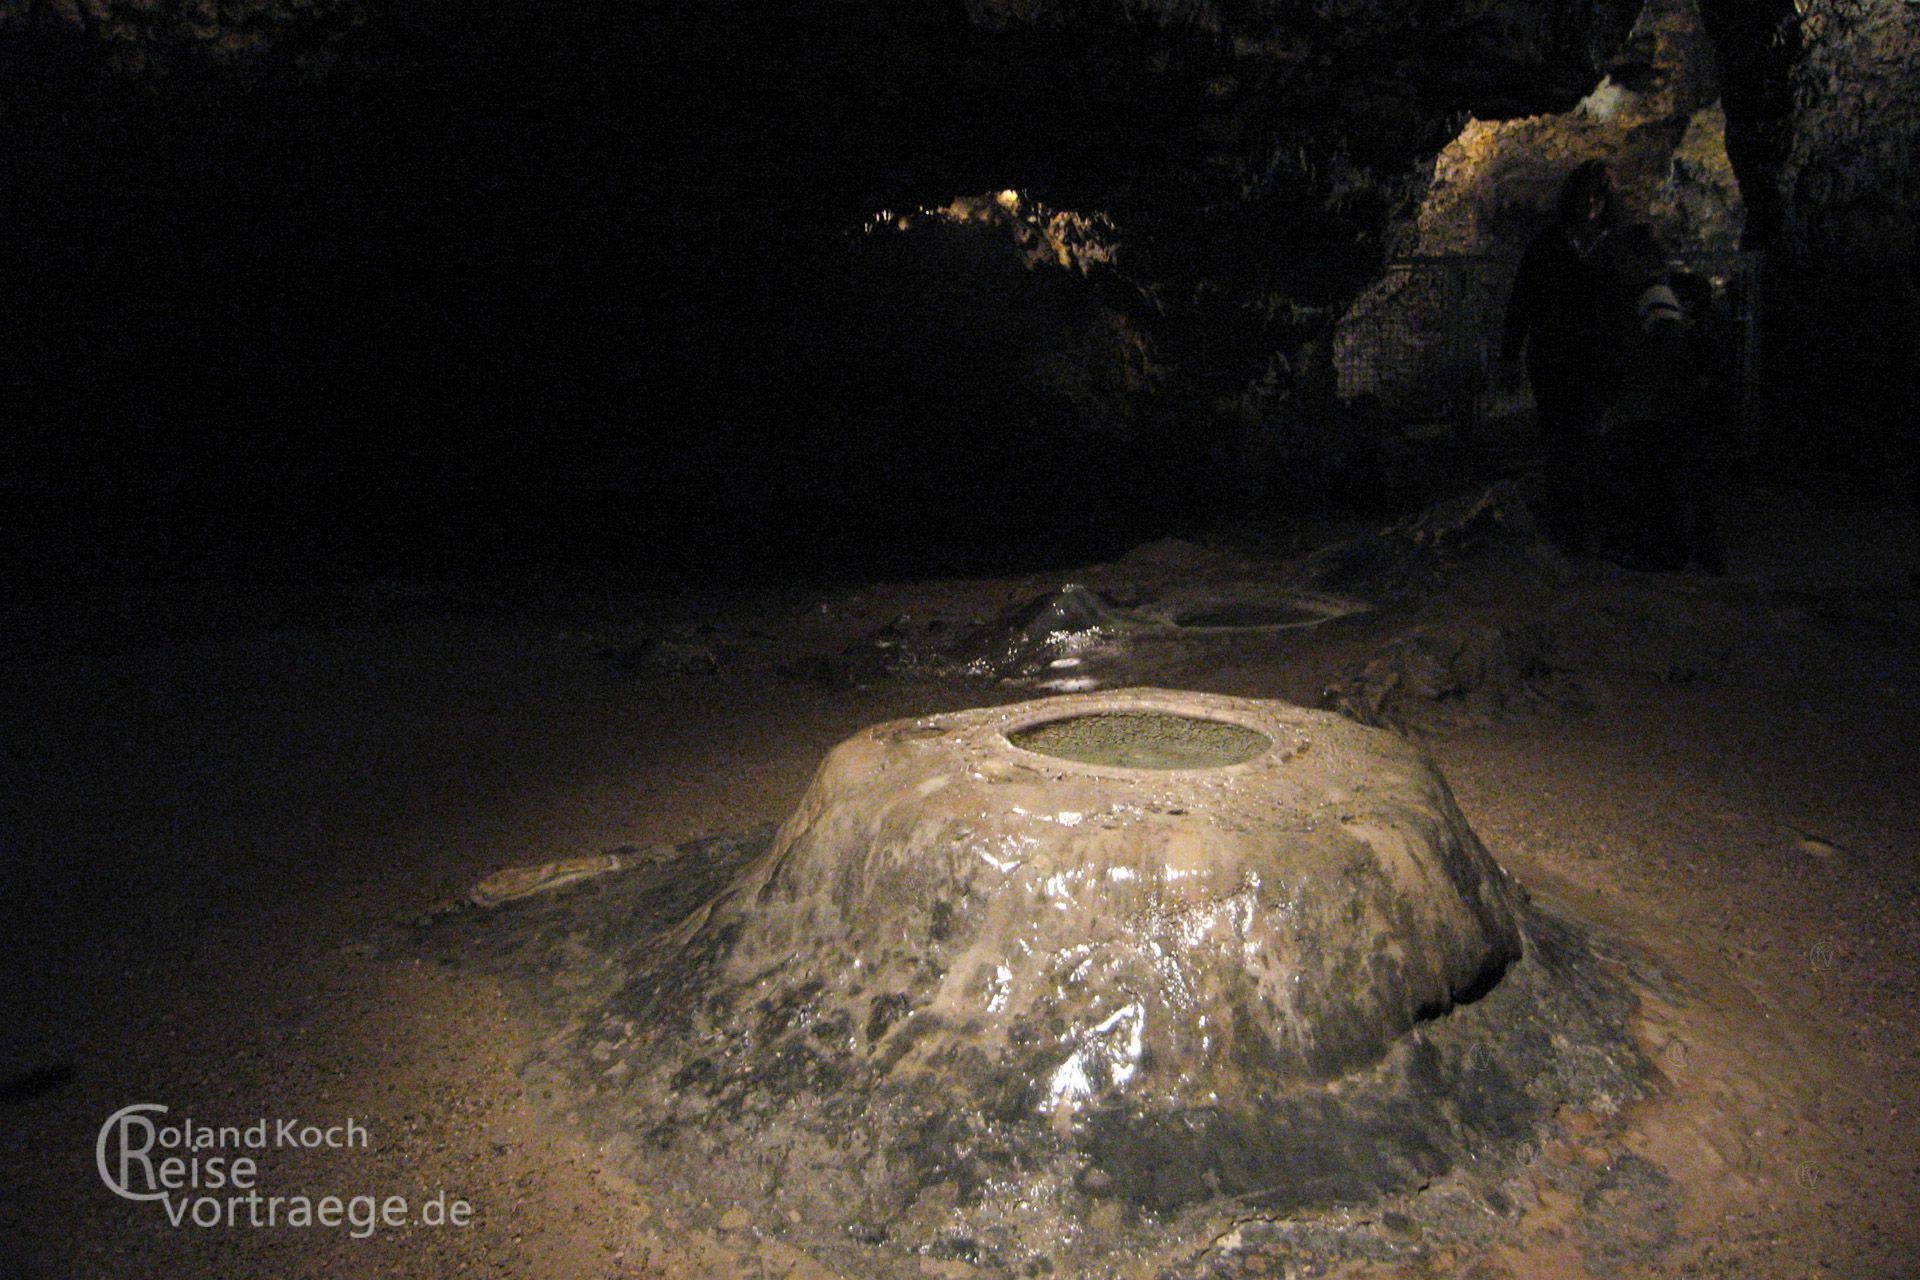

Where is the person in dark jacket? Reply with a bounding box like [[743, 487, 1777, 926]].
[[1502, 159, 1619, 555], [1590, 224, 1727, 572], [1590, 223, 1692, 568]]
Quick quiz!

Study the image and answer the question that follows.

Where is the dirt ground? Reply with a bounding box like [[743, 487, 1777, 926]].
[[3, 484, 1917, 1280]]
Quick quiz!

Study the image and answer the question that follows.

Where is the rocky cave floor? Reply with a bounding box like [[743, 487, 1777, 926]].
[[4, 482, 1918, 1279]]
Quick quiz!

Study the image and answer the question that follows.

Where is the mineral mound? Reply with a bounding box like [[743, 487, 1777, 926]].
[[431, 688, 1643, 1277]]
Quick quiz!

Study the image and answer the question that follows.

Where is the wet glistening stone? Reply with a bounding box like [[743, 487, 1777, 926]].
[[522, 688, 1643, 1275]]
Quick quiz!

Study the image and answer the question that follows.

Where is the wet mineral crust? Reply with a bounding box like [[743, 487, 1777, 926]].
[[429, 688, 1644, 1277]]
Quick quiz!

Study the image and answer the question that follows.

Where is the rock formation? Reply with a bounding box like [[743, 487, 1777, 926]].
[[524, 689, 1644, 1275]]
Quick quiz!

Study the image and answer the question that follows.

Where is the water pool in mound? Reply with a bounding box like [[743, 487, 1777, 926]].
[[1007, 710, 1272, 769], [1173, 601, 1329, 628], [1142, 589, 1369, 633]]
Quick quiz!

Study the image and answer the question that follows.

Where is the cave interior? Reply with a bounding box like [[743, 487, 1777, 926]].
[[6, 0, 1910, 583], [3, 2, 1919, 1276]]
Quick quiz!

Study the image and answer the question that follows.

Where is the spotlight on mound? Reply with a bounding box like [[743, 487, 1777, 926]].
[[545, 688, 1643, 1276]]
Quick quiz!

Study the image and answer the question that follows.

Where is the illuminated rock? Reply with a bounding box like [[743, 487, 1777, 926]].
[[579, 688, 1640, 1275], [1335, 0, 1745, 417], [719, 688, 1521, 1091]]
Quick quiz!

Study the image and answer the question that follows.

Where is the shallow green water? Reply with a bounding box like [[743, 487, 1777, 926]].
[[1008, 711, 1271, 769]]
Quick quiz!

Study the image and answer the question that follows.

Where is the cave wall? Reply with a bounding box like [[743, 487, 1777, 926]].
[[7, 0, 1907, 574], [1775, 0, 1919, 255], [0, 0, 1651, 573], [1331, 0, 1745, 423], [0, 0, 367, 72], [778, 0, 1648, 526], [1343, 0, 1915, 485], [1697, 0, 1919, 488], [1406, 0, 1740, 257]]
